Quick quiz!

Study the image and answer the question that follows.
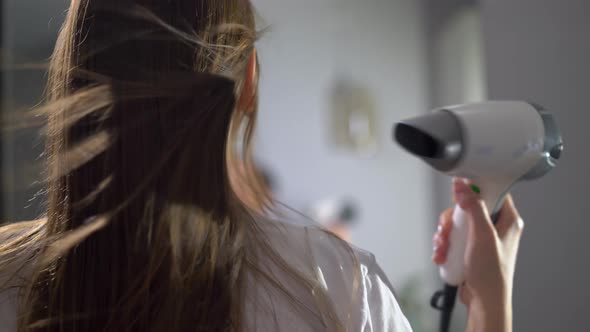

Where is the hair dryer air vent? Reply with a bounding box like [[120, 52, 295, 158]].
[[393, 110, 464, 172]]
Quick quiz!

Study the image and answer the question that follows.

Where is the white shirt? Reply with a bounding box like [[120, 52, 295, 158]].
[[0, 220, 412, 332]]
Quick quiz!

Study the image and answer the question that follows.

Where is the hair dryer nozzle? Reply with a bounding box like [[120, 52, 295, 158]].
[[393, 111, 464, 172], [394, 123, 440, 158]]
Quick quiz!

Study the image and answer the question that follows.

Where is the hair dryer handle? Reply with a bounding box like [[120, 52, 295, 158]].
[[439, 205, 469, 286]]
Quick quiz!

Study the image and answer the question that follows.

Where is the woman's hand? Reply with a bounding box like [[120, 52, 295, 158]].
[[432, 178, 524, 332]]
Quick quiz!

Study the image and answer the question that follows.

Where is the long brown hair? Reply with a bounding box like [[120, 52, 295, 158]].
[[0, 0, 352, 331]]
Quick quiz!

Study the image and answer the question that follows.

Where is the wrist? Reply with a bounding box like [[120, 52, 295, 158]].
[[469, 294, 512, 332]]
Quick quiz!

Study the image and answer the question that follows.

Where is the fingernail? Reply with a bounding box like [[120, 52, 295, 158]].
[[469, 184, 481, 194]]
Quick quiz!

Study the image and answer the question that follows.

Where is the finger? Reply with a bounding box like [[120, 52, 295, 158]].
[[433, 228, 450, 247], [453, 179, 495, 240], [439, 208, 453, 237], [432, 237, 450, 261], [432, 233, 450, 265], [433, 233, 441, 248], [432, 233, 445, 251], [493, 194, 524, 239]]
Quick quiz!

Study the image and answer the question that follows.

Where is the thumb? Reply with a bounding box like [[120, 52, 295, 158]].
[[453, 179, 495, 241]]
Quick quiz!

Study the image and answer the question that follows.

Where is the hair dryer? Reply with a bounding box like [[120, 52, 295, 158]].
[[393, 101, 563, 332]]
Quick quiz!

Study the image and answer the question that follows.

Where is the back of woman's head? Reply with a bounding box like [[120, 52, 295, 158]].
[[13, 0, 277, 331], [48, 0, 260, 219]]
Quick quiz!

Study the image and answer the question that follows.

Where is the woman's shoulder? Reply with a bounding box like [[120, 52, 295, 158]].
[[260, 219, 413, 331], [262, 218, 376, 272]]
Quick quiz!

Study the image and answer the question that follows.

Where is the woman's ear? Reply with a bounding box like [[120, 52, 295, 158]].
[[238, 49, 257, 113]]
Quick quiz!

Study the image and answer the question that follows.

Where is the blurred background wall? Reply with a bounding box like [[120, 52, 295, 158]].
[[1, 0, 61, 220]]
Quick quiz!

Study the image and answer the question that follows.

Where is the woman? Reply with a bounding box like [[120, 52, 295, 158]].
[[0, 0, 523, 331]]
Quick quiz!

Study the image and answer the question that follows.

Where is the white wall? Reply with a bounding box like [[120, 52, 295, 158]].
[[253, 0, 434, 290]]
